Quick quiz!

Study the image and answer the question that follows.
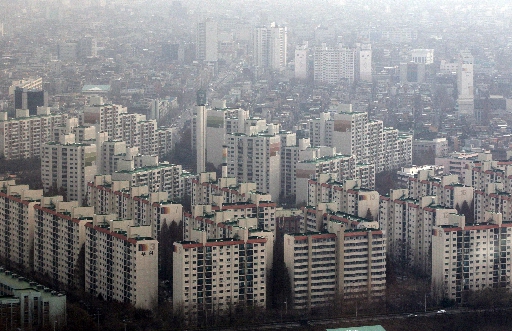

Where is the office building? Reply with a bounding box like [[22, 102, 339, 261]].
[[14, 87, 48, 116]]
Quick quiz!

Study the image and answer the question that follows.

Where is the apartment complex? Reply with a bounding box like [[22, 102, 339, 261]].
[[87, 175, 183, 239], [0, 109, 67, 160], [226, 128, 281, 201], [307, 109, 412, 173], [112, 162, 192, 201], [81, 97, 174, 157], [306, 176, 379, 221]]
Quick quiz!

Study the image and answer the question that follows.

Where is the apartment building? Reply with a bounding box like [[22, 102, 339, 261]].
[[81, 97, 173, 157], [435, 152, 481, 178], [296, 154, 357, 205], [306, 176, 379, 220], [41, 141, 97, 205], [253, 22, 287, 70], [432, 212, 512, 302], [85, 218, 158, 310], [0, 182, 43, 272], [112, 162, 190, 201], [191, 172, 259, 206], [173, 229, 269, 322], [308, 110, 412, 173], [226, 128, 281, 201], [87, 175, 183, 239], [283, 220, 386, 310], [0, 109, 68, 160], [184, 197, 277, 237], [33, 198, 93, 290], [379, 189, 458, 273], [313, 44, 355, 84]]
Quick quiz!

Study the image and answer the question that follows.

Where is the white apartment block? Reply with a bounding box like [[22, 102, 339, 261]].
[[226, 129, 281, 201], [0, 182, 43, 272], [41, 141, 97, 205], [197, 19, 218, 62], [294, 44, 308, 80], [463, 159, 512, 223], [405, 170, 473, 210], [81, 98, 173, 157], [357, 43, 372, 82], [379, 189, 458, 274], [191, 107, 247, 167], [432, 213, 512, 303], [184, 196, 277, 237], [85, 218, 158, 310], [87, 175, 183, 239], [397, 165, 444, 187], [112, 162, 190, 201], [457, 50, 474, 115], [301, 203, 380, 233], [284, 221, 386, 310], [296, 154, 357, 205], [306, 177, 379, 221], [33, 198, 92, 290], [173, 229, 269, 322], [0, 109, 68, 160], [308, 109, 412, 173], [191, 172, 265, 206], [435, 151, 482, 179], [314, 44, 355, 84], [253, 22, 287, 70]]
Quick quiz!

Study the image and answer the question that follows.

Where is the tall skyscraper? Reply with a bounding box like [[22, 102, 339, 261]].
[[196, 19, 218, 62], [457, 50, 474, 116], [253, 22, 287, 71], [195, 90, 207, 174]]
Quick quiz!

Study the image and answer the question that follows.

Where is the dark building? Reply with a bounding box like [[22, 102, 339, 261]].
[[14, 88, 48, 115]]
